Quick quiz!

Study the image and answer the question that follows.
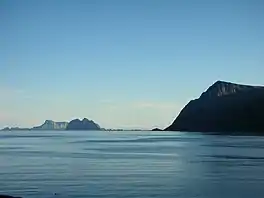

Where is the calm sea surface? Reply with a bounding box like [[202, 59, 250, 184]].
[[1, 130, 264, 198]]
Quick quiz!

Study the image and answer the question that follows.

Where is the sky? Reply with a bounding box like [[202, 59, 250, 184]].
[[1, 0, 264, 129]]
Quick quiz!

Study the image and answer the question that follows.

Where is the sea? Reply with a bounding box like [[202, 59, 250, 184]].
[[1, 130, 264, 198]]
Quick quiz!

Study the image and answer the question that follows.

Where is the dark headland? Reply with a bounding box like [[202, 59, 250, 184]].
[[165, 81, 264, 134]]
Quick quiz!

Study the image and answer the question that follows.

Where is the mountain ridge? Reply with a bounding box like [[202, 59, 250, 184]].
[[200, 80, 259, 98], [66, 118, 101, 130]]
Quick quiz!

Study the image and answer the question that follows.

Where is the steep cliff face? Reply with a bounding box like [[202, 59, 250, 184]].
[[33, 120, 68, 130], [165, 81, 264, 133], [66, 118, 101, 130]]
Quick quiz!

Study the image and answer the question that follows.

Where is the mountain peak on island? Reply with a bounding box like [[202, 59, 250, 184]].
[[66, 118, 101, 130], [200, 80, 254, 98]]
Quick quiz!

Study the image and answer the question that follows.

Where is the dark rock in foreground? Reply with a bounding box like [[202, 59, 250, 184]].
[[0, 195, 22, 198], [165, 81, 264, 133], [66, 118, 101, 130]]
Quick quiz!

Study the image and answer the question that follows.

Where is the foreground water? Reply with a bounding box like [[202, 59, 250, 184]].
[[1, 130, 264, 198]]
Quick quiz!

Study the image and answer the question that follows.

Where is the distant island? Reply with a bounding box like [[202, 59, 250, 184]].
[[165, 81, 264, 133], [1, 127, 31, 131], [1, 118, 102, 131]]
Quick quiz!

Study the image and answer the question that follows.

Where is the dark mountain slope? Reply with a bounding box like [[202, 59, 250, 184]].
[[165, 81, 264, 133]]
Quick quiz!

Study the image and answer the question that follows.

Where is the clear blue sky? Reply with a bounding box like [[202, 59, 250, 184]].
[[1, 0, 264, 129]]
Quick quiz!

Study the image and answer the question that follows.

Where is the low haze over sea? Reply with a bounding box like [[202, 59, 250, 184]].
[[1, 130, 264, 198]]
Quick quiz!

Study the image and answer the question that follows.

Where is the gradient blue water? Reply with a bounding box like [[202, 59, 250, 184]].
[[1, 131, 264, 198]]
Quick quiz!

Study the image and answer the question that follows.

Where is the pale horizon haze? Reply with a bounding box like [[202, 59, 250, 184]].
[[1, 0, 264, 129]]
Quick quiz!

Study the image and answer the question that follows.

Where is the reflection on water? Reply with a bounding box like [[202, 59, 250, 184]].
[[0, 131, 264, 198]]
